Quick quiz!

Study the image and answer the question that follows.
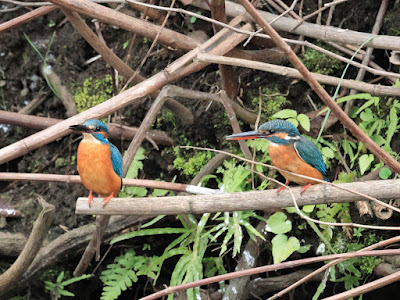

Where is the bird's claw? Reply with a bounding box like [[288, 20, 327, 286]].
[[300, 183, 312, 195], [88, 190, 94, 208], [102, 192, 114, 208]]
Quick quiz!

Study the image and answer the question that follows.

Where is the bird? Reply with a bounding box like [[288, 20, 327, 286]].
[[70, 119, 123, 207], [226, 119, 328, 194]]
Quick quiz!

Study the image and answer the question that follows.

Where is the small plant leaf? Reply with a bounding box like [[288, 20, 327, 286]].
[[287, 118, 299, 127], [266, 212, 292, 234], [271, 234, 300, 264], [302, 205, 315, 213], [321, 147, 335, 159], [297, 114, 310, 131], [359, 154, 374, 175], [272, 109, 298, 119], [379, 167, 392, 179]]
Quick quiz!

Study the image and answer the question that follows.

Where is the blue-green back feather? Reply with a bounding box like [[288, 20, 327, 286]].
[[294, 137, 328, 181]]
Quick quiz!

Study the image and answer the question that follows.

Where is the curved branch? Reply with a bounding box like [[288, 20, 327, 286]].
[[0, 196, 55, 296], [140, 249, 400, 300]]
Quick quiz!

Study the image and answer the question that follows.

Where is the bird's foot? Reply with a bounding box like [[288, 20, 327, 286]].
[[277, 180, 290, 194], [88, 190, 94, 207], [103, 192, 114, 208], [300, 184, 313, 195]]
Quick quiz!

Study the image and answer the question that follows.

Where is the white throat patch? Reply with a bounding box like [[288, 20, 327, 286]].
[[82, 132, 102, 144]]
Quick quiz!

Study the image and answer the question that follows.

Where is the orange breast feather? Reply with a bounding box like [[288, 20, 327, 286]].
[[77, 141, 122, 197], [269, 144, 323, 185]]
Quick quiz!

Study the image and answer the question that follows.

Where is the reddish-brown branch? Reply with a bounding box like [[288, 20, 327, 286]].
[[140, 249, 400, 300], [0, 5, 57, 32], [0, 111, 173, 146]]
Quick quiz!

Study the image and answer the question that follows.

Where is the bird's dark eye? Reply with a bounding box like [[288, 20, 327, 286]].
[[269, 129, 275, 134], [96, 126, 101, 131]]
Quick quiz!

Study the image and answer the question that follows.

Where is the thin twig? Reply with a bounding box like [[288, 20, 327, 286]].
[[268, 235, 400, 299], [196, 53, 400, 96], [139, 249, 400, 300]]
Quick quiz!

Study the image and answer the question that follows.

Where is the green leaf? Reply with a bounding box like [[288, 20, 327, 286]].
[[287, 118, 298, 128], [302, 205, 315, 213], [385, 106, 398, 148], [359, 108, 374, 121], [59, 290, 75, 297], [336, 171, 357, 183], [379, 167, 392, 179], [321, 147, 335, 159], [266, 212, 292, 234], [125, 147, 146, 179], [151, 188, 170, 197], [271, 234, 300, 264], [56, 271, 65, 283], [359, 154, 374, 175], [189, 11, 202, 24], [272, 109, 298, 119], [371, 134, 385, 146], [354, 98, 377, 115], [141, 215, 166, 228], [111, 228, 189, 244], [123, 40, 129, 50], [297, 244, 312, 254], [62, 274, 91, 286], [297, 114, 310, 131]]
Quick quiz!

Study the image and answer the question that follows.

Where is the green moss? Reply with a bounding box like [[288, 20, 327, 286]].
[[73, 75, 114, 112], [302, 45, 344, 75], [173, 146, 212, 176], [251, 86, 288, 119]]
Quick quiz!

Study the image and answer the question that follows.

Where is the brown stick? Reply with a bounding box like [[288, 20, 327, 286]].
[[0, 110, 173, 146], [140, 249, 400, 300], [239, 0, 400, 174], [322, 270, 400, 300], [0, 196, 55, 296], [0, 5, 57, 32], [191, 0, 400, 51], [210, 0, 238, 99], [48, 0, 199, 51], [41, 65, 78, 117], [127, 0, 166, 24], [18, 93, 47, 115], [75, 179, 400, 216], [196, 53, 400, 96], [268, 235, 400, 300], [0, 172, 223, 194]]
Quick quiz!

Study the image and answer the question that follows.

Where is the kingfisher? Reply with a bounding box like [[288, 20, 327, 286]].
[[226, 119, 328, 194], [70, 119, 123, 207]]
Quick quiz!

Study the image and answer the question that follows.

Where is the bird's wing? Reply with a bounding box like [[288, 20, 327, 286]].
[[294, 136, 327, 177], [110, 143, 123, 179]]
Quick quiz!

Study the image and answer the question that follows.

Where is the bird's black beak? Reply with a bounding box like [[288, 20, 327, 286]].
[[69, 124, 91, 132], [226, 130, 265, 140]]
